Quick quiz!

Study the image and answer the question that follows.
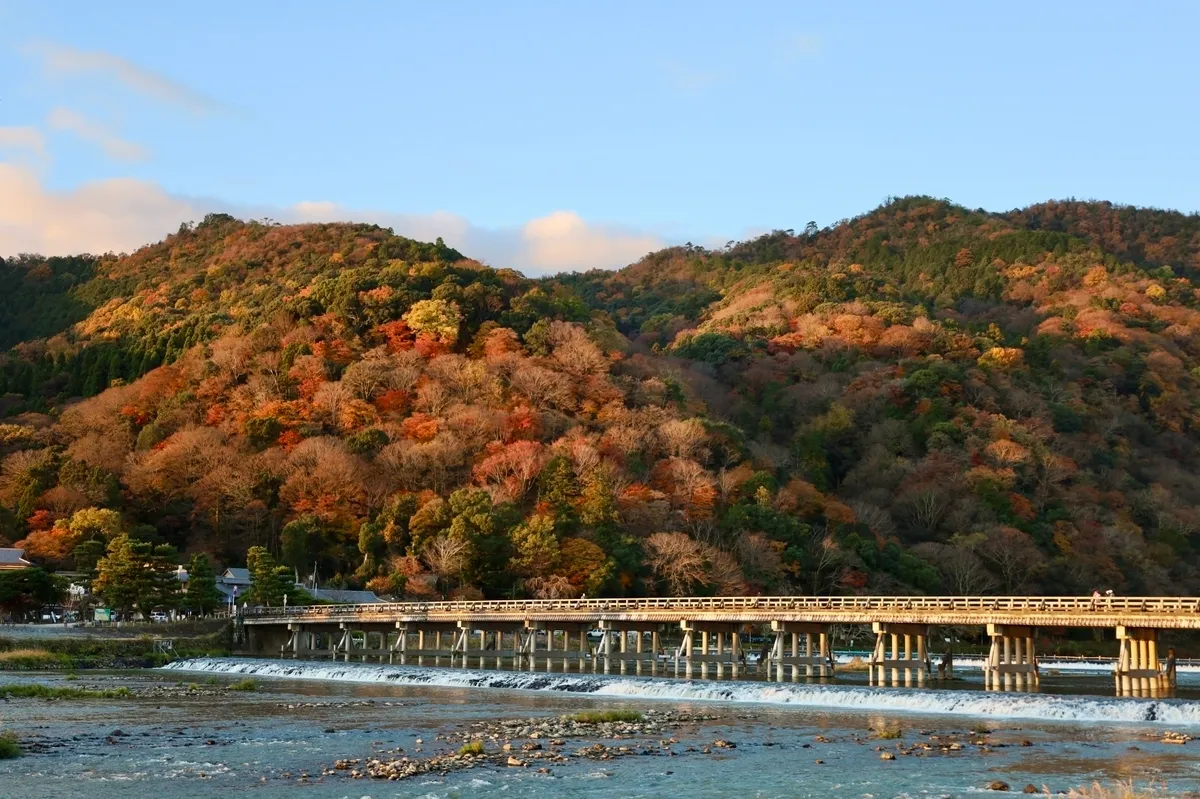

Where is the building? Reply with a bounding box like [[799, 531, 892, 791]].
[[303, 587, 384, 604], [217, 567, 251, 603], [0, 548, 31, 570]]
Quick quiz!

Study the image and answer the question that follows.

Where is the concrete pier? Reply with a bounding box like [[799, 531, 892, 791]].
[[868, 623, 931, 686], [982, 624, 1039, 690]]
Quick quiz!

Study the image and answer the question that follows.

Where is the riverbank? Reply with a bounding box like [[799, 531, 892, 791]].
[[0, 621, 230, 669]]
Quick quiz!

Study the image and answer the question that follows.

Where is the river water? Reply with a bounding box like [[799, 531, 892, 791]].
[[0, 656, 1197, 798]]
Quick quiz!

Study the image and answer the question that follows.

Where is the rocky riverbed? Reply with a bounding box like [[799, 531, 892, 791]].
[[322, 709, 736, 782]]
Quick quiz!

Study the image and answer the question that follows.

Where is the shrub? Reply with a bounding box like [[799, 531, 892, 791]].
[[458, 740, 485, 755], [0, 732, 19, 759], [228, 679, 257, 692]]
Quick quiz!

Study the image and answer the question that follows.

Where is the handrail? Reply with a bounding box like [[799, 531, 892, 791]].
[[242, 595, 1200, 620]]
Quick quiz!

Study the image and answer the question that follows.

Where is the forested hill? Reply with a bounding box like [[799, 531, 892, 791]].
[[3, 198, 1200, 602]]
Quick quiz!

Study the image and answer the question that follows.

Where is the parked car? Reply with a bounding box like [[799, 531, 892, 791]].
[[150, 611, 169, 623]]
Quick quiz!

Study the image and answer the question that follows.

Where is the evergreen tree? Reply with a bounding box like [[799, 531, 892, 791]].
[[185, 554, 223, 615], [93, 535, 178, 617], [537, 455, 579, 533], [246, 546, 290, 606], [280, 516, 321, 579]]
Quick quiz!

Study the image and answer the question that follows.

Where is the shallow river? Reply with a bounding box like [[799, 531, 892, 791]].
[[0, 657, 1197, 798]]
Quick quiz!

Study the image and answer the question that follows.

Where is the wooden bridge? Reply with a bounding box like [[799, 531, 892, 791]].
[[237, 595, 1199, 695]]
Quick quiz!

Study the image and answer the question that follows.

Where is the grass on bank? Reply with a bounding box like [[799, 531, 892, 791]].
[[458, 741, 485, 756], [0, 732, 20, 759], [0, 683, 131, 699], [567, 710, 643, 724], [0, 627, 233, 671], [228, 679, 257, 692], [0, 649, 72, 669], [872, 727, 903, 739]]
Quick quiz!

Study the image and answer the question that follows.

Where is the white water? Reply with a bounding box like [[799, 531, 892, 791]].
[[830, 653, 1200, 674], [165, 657, 1200, 727]]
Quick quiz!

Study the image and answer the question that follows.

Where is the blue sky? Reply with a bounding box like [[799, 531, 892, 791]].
[[1, 1, 1198, 272]]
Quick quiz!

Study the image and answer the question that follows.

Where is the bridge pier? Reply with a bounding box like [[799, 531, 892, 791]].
[[769, 622, 833, 680], [984, 624, 1038, 690], [869, 623, 931, 686], [1115, 627, 1165, 696], [595, 621, 662, 674], [676, 621, 741, 678]]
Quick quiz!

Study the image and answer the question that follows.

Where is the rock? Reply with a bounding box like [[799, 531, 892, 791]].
[[1020, 740, 1033, 747], [324, 728, 336, 734], [506, 756, 525, 767], [521, 742, 542, 751], [110, 730, 128, 737], [880, 752, 896, 760], [815, 759, 825, 764], [1023, 785, 1039, 794], [712, 740, 736, 749], [987, 781, 1010, 791]]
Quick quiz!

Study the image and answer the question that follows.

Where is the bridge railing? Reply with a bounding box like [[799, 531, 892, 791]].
[[242, 595, 1200, 620]]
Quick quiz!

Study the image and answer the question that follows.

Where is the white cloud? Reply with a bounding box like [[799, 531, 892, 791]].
[[0, 163, 202, 256], [0, 127, 47, 159], [0, 164, 664, 272], [25, 41, 225, 115], [47, 107, 149, 162], [521, 211, 662, 272]]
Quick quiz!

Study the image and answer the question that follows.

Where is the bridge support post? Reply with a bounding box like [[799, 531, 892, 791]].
[[869, 623, 931, 686], [984, 624, 1038, 690], [1115, 627, 1164, 696], [770, 622, 834, 679]]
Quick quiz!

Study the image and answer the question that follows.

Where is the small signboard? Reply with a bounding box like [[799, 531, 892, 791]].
[[93, 608, 113, 622]]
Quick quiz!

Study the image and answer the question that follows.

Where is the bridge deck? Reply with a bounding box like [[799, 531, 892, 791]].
[[242, 596, 1200, 630]]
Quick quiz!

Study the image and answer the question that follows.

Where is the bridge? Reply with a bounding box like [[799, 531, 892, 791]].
[[236, 595, 1200, 696]]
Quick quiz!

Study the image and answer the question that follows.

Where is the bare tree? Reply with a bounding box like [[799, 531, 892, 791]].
[[979, 526, 1045, 593], [422, 535, 469, 593], [645, 532, 708, 595]]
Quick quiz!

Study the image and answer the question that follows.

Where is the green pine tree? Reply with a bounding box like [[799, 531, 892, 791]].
[[185, 554, 223, 615]]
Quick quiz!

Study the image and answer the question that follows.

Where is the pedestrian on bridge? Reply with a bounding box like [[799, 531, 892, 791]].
[[1090, 590, 1101, 611]]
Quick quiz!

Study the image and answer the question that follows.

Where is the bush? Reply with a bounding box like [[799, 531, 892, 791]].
[[228, 679, 257, 692], [458, 740, 485, 755], [567, 710, 643, 724], [0, 732, 19, 759]]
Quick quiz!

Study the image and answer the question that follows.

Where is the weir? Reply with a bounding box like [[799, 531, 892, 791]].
[[240, 595, 1199, 695]]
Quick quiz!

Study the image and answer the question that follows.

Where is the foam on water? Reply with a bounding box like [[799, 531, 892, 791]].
[[164, 657, 1200, 727]]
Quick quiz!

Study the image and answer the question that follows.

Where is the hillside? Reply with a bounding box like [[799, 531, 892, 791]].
[[3, 198, 1200, 601]]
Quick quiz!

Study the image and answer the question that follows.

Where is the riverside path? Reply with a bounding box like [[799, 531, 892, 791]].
[[236, 595, 1200, 695]]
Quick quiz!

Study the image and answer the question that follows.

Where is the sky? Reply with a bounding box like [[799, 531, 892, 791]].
[[1, 1, 1198, 274]]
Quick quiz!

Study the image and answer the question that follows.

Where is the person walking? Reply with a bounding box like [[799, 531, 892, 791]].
[[1090, 590, 1101, 611]]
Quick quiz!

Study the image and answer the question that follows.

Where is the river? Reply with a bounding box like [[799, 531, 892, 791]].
[[0, 657, 1196, 798]]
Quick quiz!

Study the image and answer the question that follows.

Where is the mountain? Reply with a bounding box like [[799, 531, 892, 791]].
[[3, 197, 1200, 600]]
